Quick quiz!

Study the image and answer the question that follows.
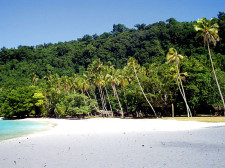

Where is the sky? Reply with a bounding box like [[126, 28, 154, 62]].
[[0, 0, 225, 49]]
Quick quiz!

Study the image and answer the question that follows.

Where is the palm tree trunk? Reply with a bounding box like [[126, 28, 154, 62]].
[[86, 90, 99, 111], [104, 85, 113, 112], [133, 65, 157, 117], [94, 93, 99, 108], [81, 89, 87, 104], [179, 79, 192, 117], [101, 86, 108, 113], [99, 85, 108, 112], [176, 64, 192, 117], [98, 86, 105, 111], [207, 42, 225, 115], [123, 87, 128, 113], [112, 85, 124, 118], [176, 75, 192, 117]]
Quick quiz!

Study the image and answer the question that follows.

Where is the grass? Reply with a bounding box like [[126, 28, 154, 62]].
[[162, 117, 225, 123]]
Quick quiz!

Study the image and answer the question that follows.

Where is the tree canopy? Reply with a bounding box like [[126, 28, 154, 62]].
[[1, 12, 225, 118]]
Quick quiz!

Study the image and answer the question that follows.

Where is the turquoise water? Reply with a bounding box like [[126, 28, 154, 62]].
[[0, 120, 50, 141]]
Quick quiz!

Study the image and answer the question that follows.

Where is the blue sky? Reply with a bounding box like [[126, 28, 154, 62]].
[[0, 0, 225, 49]]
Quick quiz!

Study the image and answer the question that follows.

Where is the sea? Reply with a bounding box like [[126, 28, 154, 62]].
[[0, 120, 50, 141]]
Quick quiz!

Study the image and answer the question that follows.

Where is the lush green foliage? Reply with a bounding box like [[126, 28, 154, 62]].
[[0, 86, 44, 118], [1, 12, 225, 118]]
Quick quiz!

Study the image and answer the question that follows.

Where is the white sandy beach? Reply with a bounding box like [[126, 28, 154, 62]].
[[1, 118, 225, 168]]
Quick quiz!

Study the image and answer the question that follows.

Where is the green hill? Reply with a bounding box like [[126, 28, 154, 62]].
[[0, 12, 225, 118]]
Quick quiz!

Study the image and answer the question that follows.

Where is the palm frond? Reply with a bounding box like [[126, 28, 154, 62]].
[[194, 17, 220, 47]]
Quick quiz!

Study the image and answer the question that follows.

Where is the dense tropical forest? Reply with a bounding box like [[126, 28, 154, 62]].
[[0, 12, 225, 118]]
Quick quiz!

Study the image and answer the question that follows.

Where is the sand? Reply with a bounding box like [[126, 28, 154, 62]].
[[0, 118, 225, 168]]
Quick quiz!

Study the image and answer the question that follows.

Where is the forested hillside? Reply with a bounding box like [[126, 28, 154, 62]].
[[0, 12, 225, 118]]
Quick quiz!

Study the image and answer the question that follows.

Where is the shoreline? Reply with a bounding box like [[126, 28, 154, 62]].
[[2, 118, 225, 141], [0, 118, 55, 142], [1, 118, 225, 168]]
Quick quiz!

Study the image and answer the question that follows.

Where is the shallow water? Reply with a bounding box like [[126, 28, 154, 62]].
[[0, 120, 50, 141]]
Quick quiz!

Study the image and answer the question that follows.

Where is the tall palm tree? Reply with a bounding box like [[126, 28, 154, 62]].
[[54, 74, 62, 94], [82, 74, 99, 112], [127, 57, 157, 117], [61, 75, 71, 94], [31, 73, 39, 86], [106, 69, 124, 118], [96, 75, 108, 112], [70, 73, 78, 94], [194, 17, 225, 114], [117, 68, 129, 113], [43, 73, 63, 117], [84, 72, 100, 110], [87, 59, 108, 113], [166, 48, 192, 117], [102, 63, 114, 112]]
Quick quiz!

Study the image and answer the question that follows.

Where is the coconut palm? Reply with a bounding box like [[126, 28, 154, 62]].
[[117, 68, 129, 113], [61, 75, 71, 94], [84, 72, 100, 110], [127, 57, 157, 117], [166, 48, 192, 117], [194, 17, 225, 114], [82, 74, 99, 112], [70, 73, 78, 94], [87, 59, 108, 113], [106, 68, 124, 118], [31, 73, 39, 86], [54, 74, 62, 94], [43, 73, 63, 117], [95, 75, 108, 112], [102, 62, 114, 112]]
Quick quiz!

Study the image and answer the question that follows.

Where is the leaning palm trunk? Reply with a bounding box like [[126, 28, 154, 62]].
[[99, 86, 108, 112], [176, 65, 192, 117], [101, 87, 108, 112], [100, 85, 110, 116], [104, 85, 113, 112], [86, 90, 99, 112], [207, 42, 225, 114], [133, 65, 157, 117], [81, 89, 87, 104], [94, 94, 99, 109], [112, 84, 124, 118], [122, 87, 128, 113], [98, 86, 105, 111], [178, 78, 192, 117]]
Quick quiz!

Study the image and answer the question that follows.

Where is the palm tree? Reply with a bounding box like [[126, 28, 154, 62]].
[[43, 73, 63, 117], [70, 73, 78, 94], [54, 74, 62, 94], [127, 57, 157, 117], [87, 59, 108, 113], [82, 74, 99, 112], [194, 17, 225, 114], [31, 73, 39, 86], [95, 75, 108, 112], [106, 68, 124, 118], [84, 72, 100, 110], [166, 48, 192, 117], [117, 68, 129, 113], [102, 63, 114, 112], [61, 75, 71, 94]]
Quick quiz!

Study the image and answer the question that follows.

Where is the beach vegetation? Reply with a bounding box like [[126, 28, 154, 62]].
[[194, 17, 225, 115], [0, 86, 44, 118], [1, 12, 225, 118], [166, 48, 192, 117], [63, 93, 95, 117]]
